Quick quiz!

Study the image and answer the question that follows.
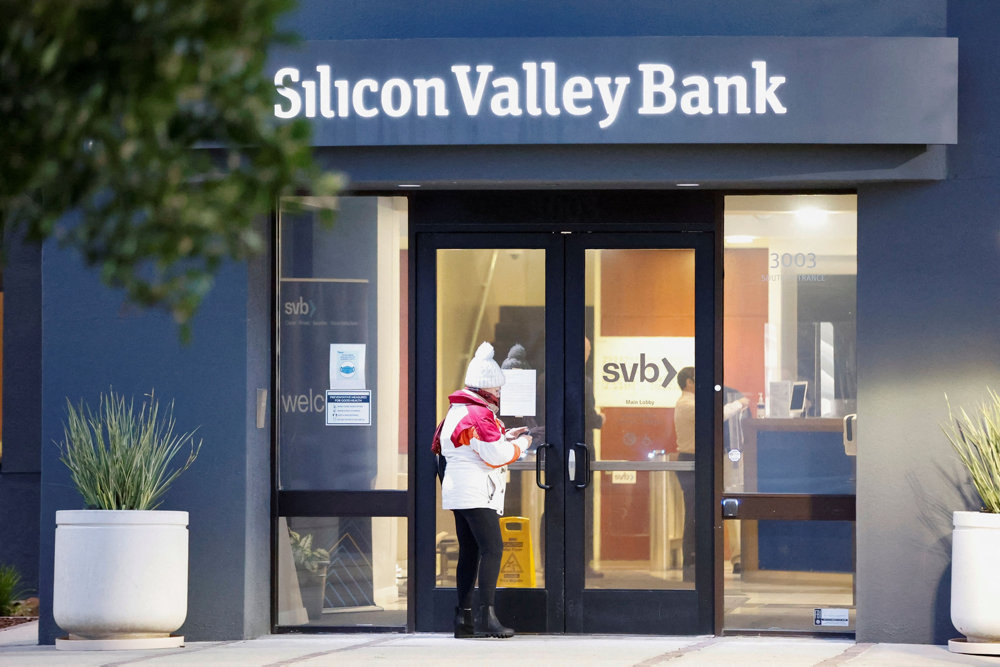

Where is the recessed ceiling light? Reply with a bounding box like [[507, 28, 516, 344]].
[[398, 184, 421, 188], [795, 206, 828, 224], [676, 183, 700, 187]]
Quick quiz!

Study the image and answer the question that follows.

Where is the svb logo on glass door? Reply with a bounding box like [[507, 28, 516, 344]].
[[594, 337, 694, 408]]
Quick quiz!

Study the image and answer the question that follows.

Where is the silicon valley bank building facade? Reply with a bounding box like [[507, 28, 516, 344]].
[[2, 0, 999, 646]]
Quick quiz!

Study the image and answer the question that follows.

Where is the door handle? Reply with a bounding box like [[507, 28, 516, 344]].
[[721, 497, 741, 518], [535, 442, 552, 490], [573, 442, 591, 489]]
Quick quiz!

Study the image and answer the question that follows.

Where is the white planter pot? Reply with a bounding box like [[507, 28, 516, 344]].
[[951, 510, 1000, 645], [54, 510, 188, 642]]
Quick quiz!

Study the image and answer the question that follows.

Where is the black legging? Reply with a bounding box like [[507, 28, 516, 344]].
[[453, 507, 503, 609]]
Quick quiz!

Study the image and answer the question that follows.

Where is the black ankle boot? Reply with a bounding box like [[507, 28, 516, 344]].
[[454, 606, 475, 638], [477, 605, 514, 638]]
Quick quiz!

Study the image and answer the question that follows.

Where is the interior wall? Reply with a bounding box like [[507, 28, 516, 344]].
[[435, 249, 545, 416], [723, 249, 768, 410]]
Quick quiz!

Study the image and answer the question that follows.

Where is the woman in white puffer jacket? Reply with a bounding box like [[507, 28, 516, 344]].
[[432, 342, 531, 639]]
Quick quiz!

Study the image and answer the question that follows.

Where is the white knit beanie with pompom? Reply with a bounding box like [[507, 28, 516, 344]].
[[464, 342, 507, 389]]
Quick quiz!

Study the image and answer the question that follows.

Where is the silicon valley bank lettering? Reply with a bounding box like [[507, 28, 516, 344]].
[[273, 61, 786, 128]]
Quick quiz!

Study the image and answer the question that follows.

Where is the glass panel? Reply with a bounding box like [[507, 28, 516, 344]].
[[722, 194, 857, 495], [723, 194, 858, 634], [277, 196, 409, 491], [587, 248, 696, 589], [583, 469, 692, 590], [277, 516, 407, 628], [434, 248, 546, 590], [723, 519, 855, 633], [435, 469, 546, 589]]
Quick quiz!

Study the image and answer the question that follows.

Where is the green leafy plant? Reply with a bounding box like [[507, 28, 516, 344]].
[[2, 1, 342, 337], [56, 389, 202, 510], [943, 388, 1000, 513], [288, 530, 330, 574], [0, 565, 29, 616]]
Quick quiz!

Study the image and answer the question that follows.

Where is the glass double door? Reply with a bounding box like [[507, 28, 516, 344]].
[[416, 229, 716, 634]]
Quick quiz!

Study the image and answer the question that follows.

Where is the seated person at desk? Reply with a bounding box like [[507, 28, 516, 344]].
[[673, 366, 748, 579]]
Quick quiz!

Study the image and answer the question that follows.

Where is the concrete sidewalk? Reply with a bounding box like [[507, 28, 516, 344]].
[[1, 623, 995, 666]]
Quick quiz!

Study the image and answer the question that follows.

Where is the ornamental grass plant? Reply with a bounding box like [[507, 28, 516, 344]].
[[56, 390, 202, 511], [0, 564, 29, 616], [943, 388, 1000, 513]]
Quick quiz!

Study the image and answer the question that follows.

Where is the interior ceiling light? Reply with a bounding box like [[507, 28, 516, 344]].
[[398, 184, 421, 188], [676, 183, 700, 187], [725, 235, 756, 244], [795, 206, 828, 224]]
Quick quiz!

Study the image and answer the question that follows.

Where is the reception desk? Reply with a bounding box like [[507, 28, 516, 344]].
[[734, 418, 856, 575], [742, 418, 854, 495]]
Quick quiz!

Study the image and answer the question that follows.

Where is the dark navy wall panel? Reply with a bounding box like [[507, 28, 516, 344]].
[[757, 431, 855, 495], [285, 0, 946, 39], [0, 233, 42, 594], [2, 234, 41, 474], [241, 218, 273, 638], [856, 0, 1000, 645], [758, 521, 854, 573], [314, 144, 947, 190], [37, 233, 260, 643], [0, 475, 40, 591]]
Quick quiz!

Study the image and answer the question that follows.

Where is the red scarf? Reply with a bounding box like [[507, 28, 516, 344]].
[[467, 387, 500, 412], [430, 387, 500, 454]]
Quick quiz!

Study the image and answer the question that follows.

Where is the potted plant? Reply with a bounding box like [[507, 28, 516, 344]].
[[288, 529, 330, 621], [943, 387, 1000, 655], [53, 389, 201, 650]]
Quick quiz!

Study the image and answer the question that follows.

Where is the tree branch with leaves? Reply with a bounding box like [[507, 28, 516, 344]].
[[1, 0, 341, 338]]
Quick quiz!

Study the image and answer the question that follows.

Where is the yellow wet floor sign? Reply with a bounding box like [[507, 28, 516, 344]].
[[497, 516, 535, 588]]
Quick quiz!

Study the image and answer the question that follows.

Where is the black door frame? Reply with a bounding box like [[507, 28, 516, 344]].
[[564, 231, 716, 635], [410, 191, 721, 635], [271, 202, 409, 634], [414, 231, 563, 634]]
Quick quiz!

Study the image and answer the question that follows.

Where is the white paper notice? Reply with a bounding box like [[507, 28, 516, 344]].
[[330, 344, 366, 390], [326, 390, 372, 426], [500, 369, 537, 417], [768, 381, 791, 418]]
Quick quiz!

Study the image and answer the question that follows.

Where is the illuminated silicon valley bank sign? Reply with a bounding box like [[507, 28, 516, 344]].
[[276, 60, 787, 127], [269, 36, 957, 146]]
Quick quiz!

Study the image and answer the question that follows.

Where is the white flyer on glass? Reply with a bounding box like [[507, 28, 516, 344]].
[[330, 344, 366, 390], [326, 390, 372, 426], [500, 369, 536, 417]]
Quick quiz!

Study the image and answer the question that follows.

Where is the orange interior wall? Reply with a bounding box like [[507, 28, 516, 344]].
[[600, 249, 695, 338], [723, 249, 768, 413]]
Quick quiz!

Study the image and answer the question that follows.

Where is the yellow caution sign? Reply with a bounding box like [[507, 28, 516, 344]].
[[496, 516, 536, 588]]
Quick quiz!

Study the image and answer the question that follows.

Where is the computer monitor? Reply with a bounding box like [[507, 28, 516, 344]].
[[789, 381, 808, 417]]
